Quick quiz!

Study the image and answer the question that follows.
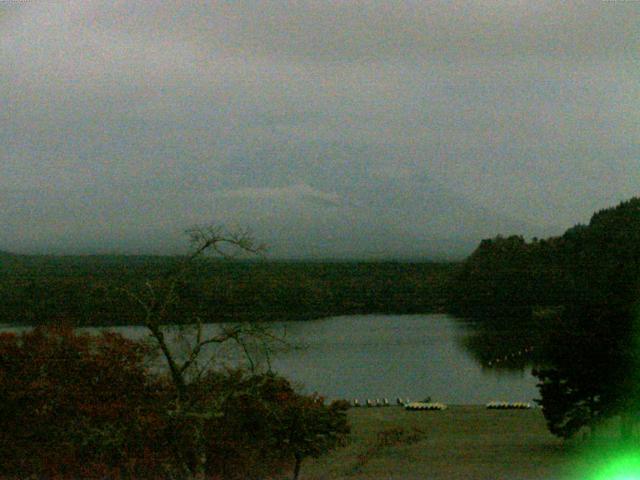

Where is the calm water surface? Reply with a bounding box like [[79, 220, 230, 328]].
[[1, 314, 538, 404]]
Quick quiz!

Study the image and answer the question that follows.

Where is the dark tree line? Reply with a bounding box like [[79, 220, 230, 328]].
[[449, 197, 640, 439], [0, 258, 454, 326]]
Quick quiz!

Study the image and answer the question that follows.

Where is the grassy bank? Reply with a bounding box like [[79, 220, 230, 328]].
[[299, 405, 583, 480]]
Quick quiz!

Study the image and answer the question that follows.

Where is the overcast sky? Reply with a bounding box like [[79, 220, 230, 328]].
[[0, 1, 637, 259]]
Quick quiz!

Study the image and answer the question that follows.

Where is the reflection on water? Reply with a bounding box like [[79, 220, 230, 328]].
[[269, 314, 539, 404], [0, 314, 540, 404], [456, 318, 544, 373]]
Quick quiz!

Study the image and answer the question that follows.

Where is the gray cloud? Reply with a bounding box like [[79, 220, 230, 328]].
[[0, 1, 637, 258]]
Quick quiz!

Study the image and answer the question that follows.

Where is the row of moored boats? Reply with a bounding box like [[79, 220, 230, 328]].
[[350, 398, 532, 410], [485, 401, 532, 409]]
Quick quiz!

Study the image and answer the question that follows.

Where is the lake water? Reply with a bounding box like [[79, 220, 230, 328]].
[[1, 314, 539, 405]]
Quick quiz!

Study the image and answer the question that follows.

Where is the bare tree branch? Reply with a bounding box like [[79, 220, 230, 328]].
[[178, 325, 243, 376], [119, 224, 288, 480]]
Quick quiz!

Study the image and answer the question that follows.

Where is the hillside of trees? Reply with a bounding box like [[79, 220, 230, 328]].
[[449, 197, 640, 439], [0, 257, 454, 326], [449, 197, 640, 323]]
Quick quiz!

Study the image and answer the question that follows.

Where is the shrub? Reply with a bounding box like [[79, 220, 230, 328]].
[[0, 327, 350, 479], [0, 325, 170, 479]]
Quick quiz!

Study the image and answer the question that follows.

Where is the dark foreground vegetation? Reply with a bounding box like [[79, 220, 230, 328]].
[[448, 197, 640, 441], [0, 254, 454, 326], [0, 325, 349, 480]]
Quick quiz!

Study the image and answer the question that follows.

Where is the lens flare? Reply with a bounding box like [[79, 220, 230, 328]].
[[581, 448, 640, 480]]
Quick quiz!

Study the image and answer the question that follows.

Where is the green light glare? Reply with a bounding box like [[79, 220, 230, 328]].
[[583, 449, 640, 480]]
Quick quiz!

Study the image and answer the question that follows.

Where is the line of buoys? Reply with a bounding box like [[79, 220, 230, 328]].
[[485, 401, 532, 410], [487, 346, 535, 367], [404, 402, 447, 411]]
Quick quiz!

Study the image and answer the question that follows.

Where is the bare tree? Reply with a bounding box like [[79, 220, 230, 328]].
[[123, 225, 286, 479]]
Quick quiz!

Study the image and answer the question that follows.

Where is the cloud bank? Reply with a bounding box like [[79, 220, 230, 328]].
[[0, 1, 637, 258]]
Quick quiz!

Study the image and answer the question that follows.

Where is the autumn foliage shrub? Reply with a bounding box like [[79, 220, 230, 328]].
[[0, 325, 170, 479], [0, 326, 349, 479], [198, 371, 350, 479]]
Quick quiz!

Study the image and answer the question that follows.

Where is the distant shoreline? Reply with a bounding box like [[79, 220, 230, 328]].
[[0, 258, 455, 327]]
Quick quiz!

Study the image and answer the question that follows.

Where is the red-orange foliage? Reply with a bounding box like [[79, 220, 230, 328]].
[[0, 327, 350, 480], [0, 325, 170, 479], [199, 371, 350, 480]]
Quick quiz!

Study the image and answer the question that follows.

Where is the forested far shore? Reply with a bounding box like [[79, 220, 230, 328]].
[[0, 256, 455, 326], [447, 196, 640, 323], [448, 196, 640, 440]]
